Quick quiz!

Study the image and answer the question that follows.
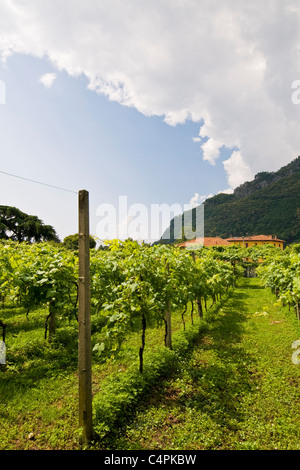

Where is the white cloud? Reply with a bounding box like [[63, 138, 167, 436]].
[[189, 192, 214, 207], [201, 138, 223, 166], [223, 151, 254, 189], [0, 0, 300, 185], [39, 72, 57, 88], [218, 188, 234, 195], [189, 193, 200, 207]]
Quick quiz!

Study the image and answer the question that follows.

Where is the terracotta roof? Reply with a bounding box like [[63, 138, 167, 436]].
[[226, 235, 286, 243], [177, 237, 231, 248]]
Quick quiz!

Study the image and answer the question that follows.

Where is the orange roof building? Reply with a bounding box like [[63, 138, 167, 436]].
[[226, 235, 285, 250], [177, 237, 231, 249], [177, 234, 286, 250]]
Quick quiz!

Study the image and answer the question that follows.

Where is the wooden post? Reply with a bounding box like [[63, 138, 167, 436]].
[[191, 251, 203, 318], [164, 302, 172, 349], [196, 298, 203, 318], [78, 190, 93, 444], [164, 262, 172, 349]]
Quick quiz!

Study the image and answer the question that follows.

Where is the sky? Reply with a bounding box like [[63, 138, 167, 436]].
[[0, 0, 300, 242]]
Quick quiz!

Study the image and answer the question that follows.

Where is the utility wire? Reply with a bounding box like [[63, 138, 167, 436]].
[[0, 169, 77, 195]]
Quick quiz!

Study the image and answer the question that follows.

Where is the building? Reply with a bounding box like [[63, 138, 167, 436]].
[[177, 234, 286, 250], [226, 235, 285, 250], [177, 237, 231, 249]]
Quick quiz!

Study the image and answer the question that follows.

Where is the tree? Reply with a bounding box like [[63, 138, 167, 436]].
[[0, 206, 60, 243], [63, 233, 96, 250]]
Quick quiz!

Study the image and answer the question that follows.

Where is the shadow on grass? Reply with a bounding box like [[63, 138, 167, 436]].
[[0, 306, 49, 339], [180, 292, 258, 432], [104, 286, 261, 449], [0, 319, 79, 402]]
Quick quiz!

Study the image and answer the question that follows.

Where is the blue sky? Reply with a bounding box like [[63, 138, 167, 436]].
[[0, 1, 300, 241], [0, 53, 230, 240]]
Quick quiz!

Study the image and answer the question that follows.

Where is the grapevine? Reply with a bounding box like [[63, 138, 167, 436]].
[[0, 238, 244, 371], [257, 244, 300, 320]]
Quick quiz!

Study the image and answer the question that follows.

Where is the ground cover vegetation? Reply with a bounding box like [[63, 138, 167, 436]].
[[0, 240, 300, 449], [113, 278, 300, 450]]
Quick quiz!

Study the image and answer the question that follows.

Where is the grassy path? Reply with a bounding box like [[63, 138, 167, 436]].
[[110, 278, 300, 450]]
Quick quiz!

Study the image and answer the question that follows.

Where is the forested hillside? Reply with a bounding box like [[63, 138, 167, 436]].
[[159, 156, 300, 244]]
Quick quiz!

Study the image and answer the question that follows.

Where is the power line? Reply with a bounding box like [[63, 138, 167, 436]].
[[0, 170, 77, 195]]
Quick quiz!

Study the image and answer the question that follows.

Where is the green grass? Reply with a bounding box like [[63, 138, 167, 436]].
[[0, 307, 79, 449], [0, 300, 203, 449], [110, 278, 300, 450], [1, 279, 300, 450]]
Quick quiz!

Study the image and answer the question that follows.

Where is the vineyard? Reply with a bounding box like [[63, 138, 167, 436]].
[[0, 239, 242, 365], [1, 240, 300, 449]]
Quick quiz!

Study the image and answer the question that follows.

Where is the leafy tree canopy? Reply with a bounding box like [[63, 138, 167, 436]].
[[0, 205, 60, 243], [63, 233, 96, 250]]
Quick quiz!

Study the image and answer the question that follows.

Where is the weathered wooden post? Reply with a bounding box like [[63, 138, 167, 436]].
[[164, 262, 172, 349], [191, 251, 203, 318], [78, 190, 93, 444], [164, 303, 172, 349]]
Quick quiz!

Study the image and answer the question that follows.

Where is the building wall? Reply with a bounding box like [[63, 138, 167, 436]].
[[230, 240, 284, 250]]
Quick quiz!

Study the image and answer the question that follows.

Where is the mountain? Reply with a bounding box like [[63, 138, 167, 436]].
[[158, 156, 300, 245]]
